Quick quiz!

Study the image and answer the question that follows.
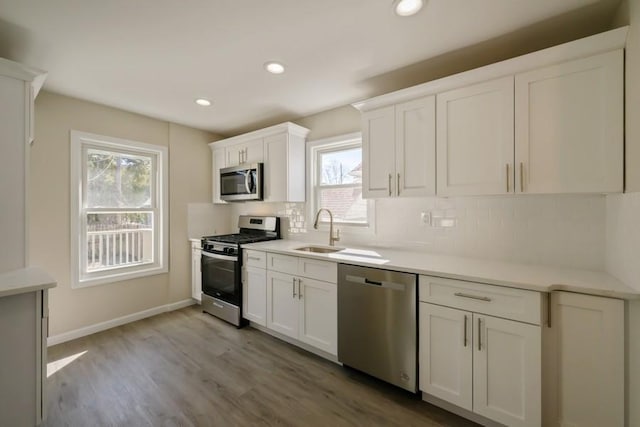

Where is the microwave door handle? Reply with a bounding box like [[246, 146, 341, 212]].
[[244, 170, 252, 194]]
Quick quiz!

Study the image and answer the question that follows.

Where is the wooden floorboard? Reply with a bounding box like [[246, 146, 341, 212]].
[[43, 306, 478, 427]]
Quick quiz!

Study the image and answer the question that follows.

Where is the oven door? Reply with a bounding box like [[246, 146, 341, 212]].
[[201, 251, 240, 306], [220, 163, 263, 201]]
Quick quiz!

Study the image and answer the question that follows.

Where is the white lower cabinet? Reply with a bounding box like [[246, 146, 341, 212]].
[[266, 269, 338, 355], [253, 253, 338, 356], [543, 292, 624, 427], [243, 266, 267, 326], [419, 275, 541, 427], [191, 241, 202, 302]]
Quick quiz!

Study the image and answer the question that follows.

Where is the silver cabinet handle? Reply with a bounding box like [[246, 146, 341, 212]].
[[463, 314, 468, 347], [397, 173, 401, 195], [248, 256, 261, 261], [238, 151, 241, 164], [388, 173, 392, 196], [292, 277, 297, 298], [478, 317, 482, 351], [298, 279, 302, 299], [520, 162, 524, 192], [454, 292, 492, 302], [506, 163, 510, 192]]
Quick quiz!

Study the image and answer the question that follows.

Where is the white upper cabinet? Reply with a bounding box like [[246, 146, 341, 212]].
[[263, 131, 306, 202], [354, 27, 627, 197], [514, 50, 624, 194], [209, 122, 309, 203], [225, 137, 264, 167], [396, 96, 436, 197], [362, 105, 396, 198], [361, 96, 436, 198], [436, 76, 514, 196]]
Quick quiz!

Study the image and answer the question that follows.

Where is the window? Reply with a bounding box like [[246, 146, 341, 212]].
[[70, 131, 168, 287], [308, 132, 373, 229]]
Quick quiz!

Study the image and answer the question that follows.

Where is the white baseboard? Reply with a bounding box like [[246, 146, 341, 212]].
[[47, 298, 195, 347]]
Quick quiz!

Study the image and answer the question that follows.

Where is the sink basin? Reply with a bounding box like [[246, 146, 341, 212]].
[[295, 246, 343, 254]]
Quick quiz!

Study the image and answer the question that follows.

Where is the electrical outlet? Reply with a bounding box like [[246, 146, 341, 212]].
[[420, 212, 431, 226]]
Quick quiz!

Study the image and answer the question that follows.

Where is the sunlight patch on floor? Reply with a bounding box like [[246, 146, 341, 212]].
[[47, 350, 87, 378]]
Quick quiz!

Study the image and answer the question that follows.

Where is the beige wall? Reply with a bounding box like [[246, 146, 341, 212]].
[[30, 91, 218, 336], [295, 104, 360, 141]]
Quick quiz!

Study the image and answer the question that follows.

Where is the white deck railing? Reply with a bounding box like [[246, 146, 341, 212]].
[[87, 228, 152, 271]]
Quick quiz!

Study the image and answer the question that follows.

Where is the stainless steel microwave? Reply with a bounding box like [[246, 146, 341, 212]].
[[220, 163, 263, 202]]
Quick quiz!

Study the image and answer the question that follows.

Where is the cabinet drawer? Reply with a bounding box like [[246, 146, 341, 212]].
[[245, 250, 266, 269], [267, 253, 299, 275], [298, 258, 337, 283], [419, 275, 541, 325]]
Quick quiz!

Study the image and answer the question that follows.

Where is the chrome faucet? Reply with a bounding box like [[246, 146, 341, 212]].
[[313, 208, 340, 246]]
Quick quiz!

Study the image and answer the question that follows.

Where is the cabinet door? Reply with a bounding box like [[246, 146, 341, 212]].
[[515, 50, 623, 194], [396, 96, 436, 197], [297, 278, 337, 355], [263, 132, 305, 202], [243, 138, 264, 164], [544, 292, 624, 427], [473, 314, 541, 427], [191, 246, 202, 302], [266, 271, 299, 339], [243, 266, 267, 326], [362, 105, 396, 198], [419, 303, 473, 411], [437, 76, 514, 196], [225, 143, 243, 167], [211, 147, 227, 204]]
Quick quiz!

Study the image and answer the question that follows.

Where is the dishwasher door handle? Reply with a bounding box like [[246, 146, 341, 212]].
[[344, 275, 406, 291]]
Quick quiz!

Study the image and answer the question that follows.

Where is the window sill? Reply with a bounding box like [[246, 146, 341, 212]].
[[73, 265, 168, 289]]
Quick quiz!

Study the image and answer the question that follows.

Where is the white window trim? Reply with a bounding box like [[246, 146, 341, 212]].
[[306, 132, 375, 235], [70, 130, 169, 288]]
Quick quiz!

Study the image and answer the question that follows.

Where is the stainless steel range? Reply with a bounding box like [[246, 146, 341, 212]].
[[200, 215, 280, 326]]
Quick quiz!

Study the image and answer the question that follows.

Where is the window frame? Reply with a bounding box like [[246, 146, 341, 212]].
[[306, 132, 374, 233], [70, 130, 169, 288]]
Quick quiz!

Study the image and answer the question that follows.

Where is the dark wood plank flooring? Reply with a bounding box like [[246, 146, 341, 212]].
[[44, 306, 478, 427]]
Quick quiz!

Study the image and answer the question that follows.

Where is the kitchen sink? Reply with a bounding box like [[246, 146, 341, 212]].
[[295, 246, 343, 254]]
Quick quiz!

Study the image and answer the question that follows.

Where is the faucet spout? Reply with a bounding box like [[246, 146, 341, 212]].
[[313, 208, 340, 246]]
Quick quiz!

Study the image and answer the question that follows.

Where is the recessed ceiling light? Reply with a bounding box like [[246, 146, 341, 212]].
[[393, 0, 424, 16], [264, 61, 285, 74], [195, 98, 211, 107]]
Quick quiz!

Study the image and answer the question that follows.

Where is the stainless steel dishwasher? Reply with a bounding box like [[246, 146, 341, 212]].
[[338, 264, 417, 392]]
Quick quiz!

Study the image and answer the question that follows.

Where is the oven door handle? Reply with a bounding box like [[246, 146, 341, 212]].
[[202, 251, 237, 261]]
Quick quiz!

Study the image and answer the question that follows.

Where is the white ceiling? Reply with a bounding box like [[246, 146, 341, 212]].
[[0, 0, 620, 135]]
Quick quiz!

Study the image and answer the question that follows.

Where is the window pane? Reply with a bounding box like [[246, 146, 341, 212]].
[[86, 148, 152, 208], [319, 186, 367, 224], [319, 148, 362, 185], [86, 212, 153, 272]]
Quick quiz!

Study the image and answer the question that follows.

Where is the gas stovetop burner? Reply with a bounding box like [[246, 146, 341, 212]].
[[203, 233, 276, 245]]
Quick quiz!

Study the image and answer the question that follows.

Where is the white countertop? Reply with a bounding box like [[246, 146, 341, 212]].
[[243, 240, 639, 300], [0, 267, 57, 298]]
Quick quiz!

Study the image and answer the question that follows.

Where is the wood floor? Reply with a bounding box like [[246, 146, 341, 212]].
[[44, 306, 478, 427]]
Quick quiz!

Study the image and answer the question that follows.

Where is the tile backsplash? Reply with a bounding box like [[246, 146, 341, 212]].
[[228, 194, 606, 270]]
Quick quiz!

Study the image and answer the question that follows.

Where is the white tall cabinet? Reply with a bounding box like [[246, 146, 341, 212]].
[[0, 58, 51, 427], [360, 96, 436, 198], [0, 58, 46, 273]]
